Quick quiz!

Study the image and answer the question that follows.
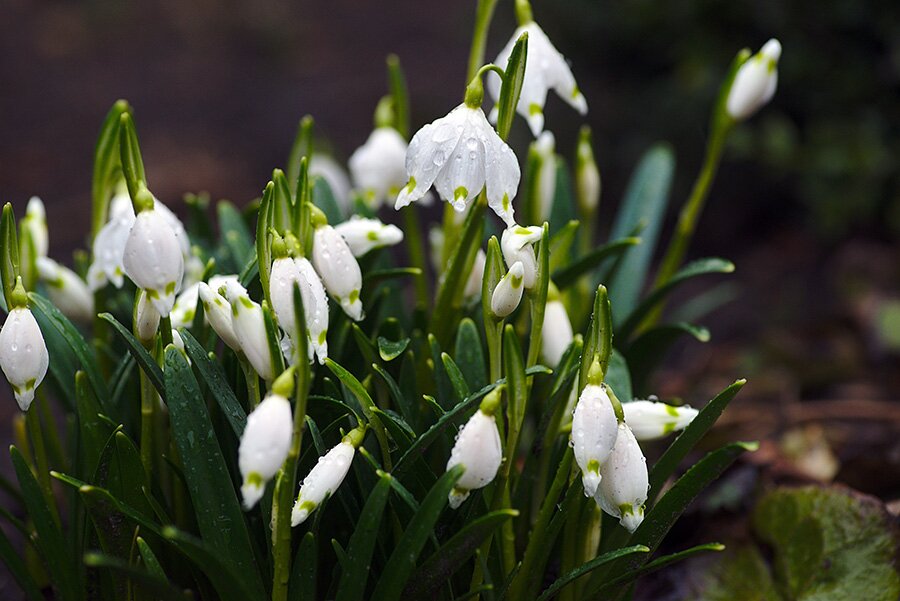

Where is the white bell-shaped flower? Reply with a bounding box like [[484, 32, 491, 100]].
[[21, 197, 48, 259], [532, 132, 557, 221], [295, 258, 329, 364], [395, 103, 520, 226], [123, 198, 185, 317], [572, 383, 619, 498], [270, 256, 302, 337], [595, 423, 649, 533], [310, 155, 352, 215], [446, 401, 503, 509], [0, 303, 48, 412], [198, 277, 242, 352], [541, 299, 573, 366], [491, 261, 526, 318], [224, 280, 273, 381], [239, 391, 293, 509], [36, 257, 93, 322], [170, 282, 201, 329], [291, 427, 364, 526], [726, 39, 781, 121], [501, 225, 542, 289], [135, 290, 161, 344], [487, 21, 588, 136], [87, 192, 134, 290], [334, 217, 404, 257], [349, 127, 409, 207], [623, 400, 699, 442], [312, 224, 364, 321], [464, 249, 487, 299], [575, 126, 601, 216]]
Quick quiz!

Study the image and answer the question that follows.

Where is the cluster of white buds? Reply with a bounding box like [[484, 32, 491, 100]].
[[500, 224, 542, 289], [491, 261, 525, 318], [197, 276, 243, 352], [540, 285, 573, 366], [311, 210, 364, 321], [395, 89, 520, 226], [487, 3, 587, 136], [446, 388, 503, 509], [239, 370, 295, 509], [0, 279, 48, 411], [726, 39, 782, 121], [623, 400, 699, 442], [349, 127, 409, 208], [36, 257, 93, 323], [292, 425, 366, 526], [224, 279, 274, 382], [334, 217, 403, 258]]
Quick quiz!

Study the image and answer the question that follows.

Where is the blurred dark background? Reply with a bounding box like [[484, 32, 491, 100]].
[[1, 0, 899, 595]]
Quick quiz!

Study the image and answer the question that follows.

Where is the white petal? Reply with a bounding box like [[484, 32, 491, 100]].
[[334, 217, 404, 257], [484, 134, 521, 226], [541, 300, 573, 366], [312, 226, 363, 321], [170, 282, 201, 329], [0, 308, 49, 411], [310, 155, 352, 216], [295, 258, 330, 365], [198, 281, 241, 352], [291, 441, 355, 526], [239, 393, 293, 509], [500, 225, 541, 288], [446, 409, 502, 507], [225, 281, 273, 381], [572, 384, 619, 498], [623, 400, 698, 442], [349, 127, 409, 207], [595, 424, 648, 532], [123, 208, 184, 317], [135, 290, 161, 343], [37, 258, 94, 322], [395, 107, 467, 210], [433, 109, 488, 211], [491, 261, 526, 318]]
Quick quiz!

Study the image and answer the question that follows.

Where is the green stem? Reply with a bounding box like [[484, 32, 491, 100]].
[[159, 315, 174, 347], [139, 369, 155, 478], [466, 0, 500, 82], [271, 368, 311, 601], [26, 397, 60, 528], [242, 360, 262, 409], [402, 205, 430, 309], [646, 122, 731, 327]]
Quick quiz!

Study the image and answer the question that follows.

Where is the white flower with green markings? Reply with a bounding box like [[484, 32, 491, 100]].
[[334, 217, 403, 258], [198, 276, 242, 352], [21, 196, 48, 261], [726, 39, 781, 121], [541, 298, 572, 366], [239, 389, 293, 509], [224, 279, 273, 381], [446, 389, 503, 509], [0, 282, 48, 412], [312, 222, 364, 321], [572, 383, 619, 498], [491, 261, 526, 318], [349, 127, 409, 208], [595, 423, 649, 533], [501, 224, 542, 289], [623, 400, 698, 441], [88, 192, 134, 290], [36, 257, 93, 322], [292, 427, 365, 526], [532, 131, 557, 221]]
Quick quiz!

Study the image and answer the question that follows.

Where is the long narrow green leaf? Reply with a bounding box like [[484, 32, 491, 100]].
[[617, 257, 735, 340], [0, 520, 43, 601], [75, 370, 112, 479], [605, 145, 675, 325], [118, 112, 147, 199], [441, 352, 471, 403], [179, 329, 247, 437], [218, 200, 253, 271], [1, 203, 20, 307], [535, 545, 650, 601], [405, 509, 519, 598], [387, 54, 410, 139], [370, 465, 465, 600], [91, 100, 130, 236], [454, 318, 487, 392], [496, 32, 528, 140], [136, 536, 166, 580], [335, 473, 393, 601], [290, 531, 318, 600], [579, 285, 613, 391], [256, 182, 274, 304], [163, 346, 265, 599], [552, 237, 641, 290], [625, 322, 710, 394], [99, 311, 163, 399], [11, 447, 79, 601], [371, 363, 418, 433], [604, 349, 632, 404], [648, 379, 747, 499], [591, 543, 725, 597], [84, 553, 191, 601]]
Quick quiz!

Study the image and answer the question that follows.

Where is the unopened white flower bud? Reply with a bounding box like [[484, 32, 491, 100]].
[[501, 225, 542, 289], [135, 290, 161, 344], [572, 383, 619, 498], [312, 224, 364, 321], [295, 258, 329, 364], [334, 217, 404, 257], [532, 132, 557, 221], [36, 257, 93, 322], [464, 249, 487, 299], [123, 200, 185, 317], [541, 299, 573, 366], [0, 306, 49, 412], [349, 127, 409, 208], [575, 126, 601, 216], [726, 39, 781, 121], [224, 280, 273, 381], [595, 423, 648, 533], [239, 392, 293, 509], [623, 400, 698, 442], [198, 277, 242, 352], [21, 197, 48, 259], [291, 428, 364, 526], [491, 261, 526, 318], [446, 405, 502, 509]]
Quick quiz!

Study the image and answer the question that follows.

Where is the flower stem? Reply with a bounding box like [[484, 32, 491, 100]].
[[241, 359, 262, 409], [139, 368, 155, 478], [466, 0, 500, 83]]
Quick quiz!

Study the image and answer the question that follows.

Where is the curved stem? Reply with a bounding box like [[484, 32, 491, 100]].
[[466, 0, 500, 83]]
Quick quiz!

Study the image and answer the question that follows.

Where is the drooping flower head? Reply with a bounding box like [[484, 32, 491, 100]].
[[623, 400, 698, 442], [726, 39, 781, 121], [541, 295, 573, 366], [446, 388, 503, 509], [334, 217, 404, 258], [491, 261, 526, 318], [311, 210, 364, 322], [595, 423, 649, 533], [223, 279, 274, 382], [36, 257, 94, 323], [292, 426, 365, 526], [572, 382, 619, 498], [500, 224, 542, 289], [0, 280, 48, 411], [198, 276, 242, 353]]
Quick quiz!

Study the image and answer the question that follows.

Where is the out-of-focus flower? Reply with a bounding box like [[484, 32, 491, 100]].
[[532, 132, 557, 221], [292, 426, 365, 526], [623, 400, 698, 442], [310, 155, 352, 215], [575, 126, 601, 216], [501, 224, 542, 289], [491, 261, 525, 318], [726, 39, 781, 121], [464, 249, 487, 298], [20, 197, 48, 274], [595, 423, 648, 533], [349, 127, 408, 207], [446, 390, 503, 508], [572, 383, 619, 498], [88, 192, 134, 290], [36, 257, 93, 322], [334, 217, 404, 258], [541, 298, 572, 366], [239, 390, 293, 509], [170, 282, 201, 329], [395, 104, 520, 226]]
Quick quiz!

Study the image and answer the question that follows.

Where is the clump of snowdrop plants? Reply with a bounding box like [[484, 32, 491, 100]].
[[0, 2, 777, 598]]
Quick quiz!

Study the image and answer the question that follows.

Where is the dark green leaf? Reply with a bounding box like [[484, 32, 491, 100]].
[[313, 176, 344, 224], [454, 318, 487, 392], [99, 311, 163, 401], [594, 543, 725, 596], [179, 329, 247, 437], [371, 363, 418, 433], [0, 518, 43, 601], [91, 100, 129, 236], [256, 182, 274, 304], [579, 285, 612, 391], [496, 33, 528, 140], [118, 112, 147, 199], [441, 352, 470, 403], [287, 115, 314, 192], [1, 203, 20, 307], [364, 267, 422, 286], [290, 531, 318, 601], [386, 55, 410, 139], [84, 552, 190, 601], [604, 349, 632, 404], [377, 336, 409, 362], [218, 200, 253, 271], [552, 237, 640, 290], [535, 545, 650, 601], [136, 536, 166, 580], [335, 473, 393, 601]]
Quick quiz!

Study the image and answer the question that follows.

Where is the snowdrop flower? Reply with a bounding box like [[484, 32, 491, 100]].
[[487, 12, 587, 136], [464, 249, 487, 298], [292, 426, 365, 526], [20, 196, 48, 261], [595, 423, 648, 533], [0, 281, 48, 411], [446, 389, 503, 509], [239, 379, 293, 509], [501, 224, 542, 289], [310, 155, 352, 215], [575, 126, 601, 216], [269, 249, 330, 365], [135, 290, 161, 344], [541, 298, 572, 366], [623, 400, 699, 442], [531, 132, 557, 221], [726, 39, 781, 121], [36, 257, 93, 322], [349, 127, 408, 207], [312, 220, 364, 321], [198, 277, 242, 352], [123, 192, 185, 317], [88, 192, 134, 290], [491, 261, 525, 318], [334, 217, 404, 257], [224, 280, 273, 381], [395, 102, 520, 226], [170, 282, 201, 329], [572, 383, 619, 498]]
